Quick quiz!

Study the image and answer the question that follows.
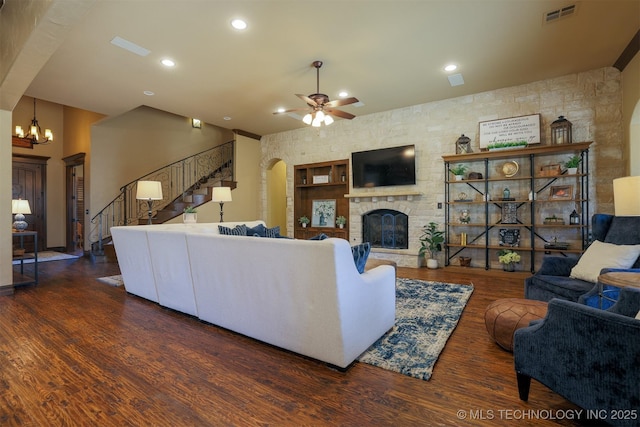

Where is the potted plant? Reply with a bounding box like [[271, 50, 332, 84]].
[[564, 155, 581, 175], [336, 215, 347, 229], [418, 222, 445, 269], [182, 206, 197, 224], [498, 249, 521, 272], [298, 216, 310, 228], [450, 164, 468, 181]]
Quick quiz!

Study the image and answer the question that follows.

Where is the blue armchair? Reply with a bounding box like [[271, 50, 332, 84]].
[[525, 214, 640, 304], [514, 287, 640, 426]]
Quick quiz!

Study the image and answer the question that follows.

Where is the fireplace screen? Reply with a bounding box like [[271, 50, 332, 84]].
[[362, 209, 408, 249]]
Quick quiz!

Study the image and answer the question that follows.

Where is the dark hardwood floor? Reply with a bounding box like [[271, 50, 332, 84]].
[[1, 257, 588, 426]]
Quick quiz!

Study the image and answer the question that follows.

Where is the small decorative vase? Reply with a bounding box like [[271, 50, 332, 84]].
[[302, 223, 307, 228], [338, 224, 344, 229], [567, 167, 578, 175], [426, 258, 439, 269], [183, 213, 197, 224], [503, 262, 516, 272], [455, 175, 464, 181]]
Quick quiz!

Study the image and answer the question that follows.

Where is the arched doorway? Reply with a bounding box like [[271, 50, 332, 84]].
[[266, 159, 287, 234]]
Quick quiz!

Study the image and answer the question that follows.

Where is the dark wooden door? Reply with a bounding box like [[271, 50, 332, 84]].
[[12, 154, 48, 251]]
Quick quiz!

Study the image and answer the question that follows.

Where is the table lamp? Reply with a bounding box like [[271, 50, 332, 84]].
[[212, 187, 232, 222], [136, 181, 163, 224], [12, 199, 31, 231], [613, 176, 640, 216]]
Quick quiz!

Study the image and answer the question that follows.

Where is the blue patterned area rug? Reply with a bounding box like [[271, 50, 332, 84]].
[[358, 278, 474, 381]]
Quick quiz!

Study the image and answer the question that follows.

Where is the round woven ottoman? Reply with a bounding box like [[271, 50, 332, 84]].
[[484, 298, 548, 351]]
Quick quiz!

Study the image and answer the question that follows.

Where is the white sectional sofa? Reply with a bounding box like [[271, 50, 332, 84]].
[[110, 221, 396, 368]]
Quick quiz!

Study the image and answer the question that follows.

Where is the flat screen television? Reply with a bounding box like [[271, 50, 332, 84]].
[[351, 145, 416, 188]]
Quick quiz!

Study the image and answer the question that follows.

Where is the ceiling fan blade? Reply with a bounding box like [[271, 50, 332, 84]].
[[325, 97, 359, 108], [295, 94, 318, 107], [325, 108, 355, 120], [273, 108, 309, 115]]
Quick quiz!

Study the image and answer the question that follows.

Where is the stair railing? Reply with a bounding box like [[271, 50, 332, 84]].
[[90, 141, 234, 253]]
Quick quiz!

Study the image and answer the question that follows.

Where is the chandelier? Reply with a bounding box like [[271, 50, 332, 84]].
[[15, 98, 53, 145]]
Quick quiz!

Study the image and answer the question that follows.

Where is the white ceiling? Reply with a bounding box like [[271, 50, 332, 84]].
[[20, 0, 640, 137]]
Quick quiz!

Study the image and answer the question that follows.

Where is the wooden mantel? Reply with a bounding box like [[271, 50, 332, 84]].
[[344, 190, 423, 202]]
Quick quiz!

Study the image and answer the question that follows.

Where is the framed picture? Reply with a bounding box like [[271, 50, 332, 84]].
[[499, 229, 520, 247], [312, 199, 336, 227], [501, 202, 518, 224], [549, 185, 573, 200]]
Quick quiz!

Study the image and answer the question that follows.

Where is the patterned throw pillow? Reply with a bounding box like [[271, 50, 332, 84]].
[[308, 233, 329, 240], [351, 242, 371, 274], [218, 224, 247, 236], [246, 224, 267, 237], [265, 226, 280, 238]]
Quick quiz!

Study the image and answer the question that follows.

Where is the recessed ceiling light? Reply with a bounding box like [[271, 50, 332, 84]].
[[338, 91, 349, 98], [444, 64, 457, 72], [143, 90, 155, 96], [223, 116, 232, 121], [231, 19, 247, 30], [277, 108, 286, 113], [161, 58, 175, 67]]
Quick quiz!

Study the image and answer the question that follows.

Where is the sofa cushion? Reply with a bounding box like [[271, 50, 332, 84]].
[[570, 240, 640, 283], [603, 216, 640, 268], [351, 242, 371, 274], [218, 224, 247, 236], [525, 274, 594, 302]]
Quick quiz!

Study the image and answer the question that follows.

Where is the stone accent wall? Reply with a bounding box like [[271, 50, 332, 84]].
[[261, 67, 623, 267]]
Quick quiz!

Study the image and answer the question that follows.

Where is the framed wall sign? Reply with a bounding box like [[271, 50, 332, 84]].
[[499, 229, 520, 247], [479, 114, 541, 149]]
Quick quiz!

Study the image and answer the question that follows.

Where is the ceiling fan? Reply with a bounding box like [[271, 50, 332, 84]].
[[274, 60, 359, 127]]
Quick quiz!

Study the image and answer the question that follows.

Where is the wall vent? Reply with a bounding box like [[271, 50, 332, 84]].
[[544, 4, 577, 24]]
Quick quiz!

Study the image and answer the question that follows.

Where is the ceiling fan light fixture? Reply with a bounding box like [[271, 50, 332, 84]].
[[315, 110, 325, 121], [312, 117, 322, 127], [303, 113, 313, 125], [324, 115, 334, 125]]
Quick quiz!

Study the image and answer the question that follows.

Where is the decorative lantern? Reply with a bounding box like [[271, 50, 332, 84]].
[[455, 134, 472, 154], [550, 116, 572, 145], [570, 209, 580, 225]]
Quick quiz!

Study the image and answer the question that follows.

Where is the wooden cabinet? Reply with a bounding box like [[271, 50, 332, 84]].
[[294, 160, 349, 240], [442, 142, 591, 273]]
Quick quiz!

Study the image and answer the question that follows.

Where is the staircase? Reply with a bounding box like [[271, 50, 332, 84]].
[[142, 178, 237, 224], [90, 141, 234, 256]]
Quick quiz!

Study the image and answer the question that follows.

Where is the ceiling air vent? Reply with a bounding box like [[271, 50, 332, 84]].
[[544, 4, 577, 24]]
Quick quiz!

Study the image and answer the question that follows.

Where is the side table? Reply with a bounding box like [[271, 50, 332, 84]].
[[12, 231, 38, 286], [596, 272, 640, 309]]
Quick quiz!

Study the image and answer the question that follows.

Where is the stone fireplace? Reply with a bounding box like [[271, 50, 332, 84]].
[[362, 209, 408, 249], [347, 192, 423, 268]]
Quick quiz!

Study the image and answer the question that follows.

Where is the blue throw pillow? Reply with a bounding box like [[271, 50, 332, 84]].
[[218, 224, 247, 236], [308, 233, 329, 240], [265, 226, 280, 238], [246, 224, 267, 237], [351, 242, 371, 274]]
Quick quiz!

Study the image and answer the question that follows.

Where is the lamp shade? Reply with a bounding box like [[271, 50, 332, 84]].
[[12, 199, 32, 214], [136, 181, 163, 200], [212, 187, 232, 202], [613, 176, 640, 216]]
